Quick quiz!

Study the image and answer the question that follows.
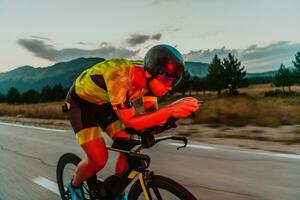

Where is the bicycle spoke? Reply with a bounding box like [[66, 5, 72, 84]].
[[152, 187, 162, 200], [83, 183, 89, 191]]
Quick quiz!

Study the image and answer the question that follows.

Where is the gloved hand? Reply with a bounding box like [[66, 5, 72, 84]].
[[141, 134, 156, 148], [166, 97, 201, 118]]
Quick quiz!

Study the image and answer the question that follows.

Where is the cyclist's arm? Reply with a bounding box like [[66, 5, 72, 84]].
[[113, 104, 171, 131]]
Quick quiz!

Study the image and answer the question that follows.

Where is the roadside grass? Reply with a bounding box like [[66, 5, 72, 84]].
[[0, 85, 299, 127], [193, 94, 300, 127], [0, 102, 66, 119]]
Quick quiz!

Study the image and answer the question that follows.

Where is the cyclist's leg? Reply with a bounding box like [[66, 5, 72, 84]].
[[67, 97, 108, 187], [72, 134, 108, 187], [113, 130, 131, 176], [116, 152, 129, 176], [93, 103, 131, 177]]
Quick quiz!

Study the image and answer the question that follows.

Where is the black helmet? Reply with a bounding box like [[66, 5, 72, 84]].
[[144, 44, 184, 86]]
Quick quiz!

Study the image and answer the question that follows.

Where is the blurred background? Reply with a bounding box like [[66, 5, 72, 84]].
[[1, 0, 300, 153], [0, 1, 300, 199]]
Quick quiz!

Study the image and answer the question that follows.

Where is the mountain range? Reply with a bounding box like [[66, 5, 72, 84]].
[[0, 57, 277, 94]]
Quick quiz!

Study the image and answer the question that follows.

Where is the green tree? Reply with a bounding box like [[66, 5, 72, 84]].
[[52, 84, 66, 101], [222, 53, 247, 95], [175, 71, 192, 96], [40, 85, 53, 102], [206, 54, 225, 95], [6, 87, 22, 104], [274, 64, 294, 91], [22, 89, 40, 103], [292, 51, 300, 85], [0, 92, 5, 103], [192, 77, 207, 95]]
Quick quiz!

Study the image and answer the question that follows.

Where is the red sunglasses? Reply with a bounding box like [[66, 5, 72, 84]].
[[155, 69, 182, 87]]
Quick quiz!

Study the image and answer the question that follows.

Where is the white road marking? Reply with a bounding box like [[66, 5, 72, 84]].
[[0, 122, 67, 132], [272, 153, 300, 159], [32, 176, 105, 196], [169, 142, 300, 160], [32, 176, 60, 195], [169, 142, 216, 150], [2, 121, 299, 160], [232, 149, 300, 160]]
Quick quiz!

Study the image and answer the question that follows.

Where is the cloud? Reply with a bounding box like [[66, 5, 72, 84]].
[[241, 41, 300, 71], [127, 34, 150, 46], [161, 26, 181, 33], [78, 42, 91, 46], [151, 33, 162, 40], [184, 47, 238, 63], [30, 35, 52, 42], [184, 41, 300, 72], [17, 38, 139, 62], [99, 42, 111, 47], [126, 33, 162, 46]]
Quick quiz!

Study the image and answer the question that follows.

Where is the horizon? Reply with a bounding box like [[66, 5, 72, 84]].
[[0, 56, 288, 75], [1, 0, 300, 73]]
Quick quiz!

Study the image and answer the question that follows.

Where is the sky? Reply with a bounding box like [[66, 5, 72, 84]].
[[1, 0, 300, 73]]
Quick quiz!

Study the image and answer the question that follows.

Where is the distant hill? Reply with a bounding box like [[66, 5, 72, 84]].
[[0, 57, 279, 94], [0, 57, 104, 93], [246, 70, 277, 78], [185, 61, 210, 77]]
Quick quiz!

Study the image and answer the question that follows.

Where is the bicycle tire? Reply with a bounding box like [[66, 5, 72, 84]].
[[127, 175, 197, 200], [56, 153, 93, 200]]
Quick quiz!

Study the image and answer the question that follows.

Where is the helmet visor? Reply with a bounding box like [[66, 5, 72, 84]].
[[155, 70, 182, 87]]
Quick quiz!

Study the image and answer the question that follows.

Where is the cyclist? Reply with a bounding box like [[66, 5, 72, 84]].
[[64, 44, 201, 200]]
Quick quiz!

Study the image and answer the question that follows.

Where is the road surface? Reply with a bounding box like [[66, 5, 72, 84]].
[[0, 122, 299, 200]]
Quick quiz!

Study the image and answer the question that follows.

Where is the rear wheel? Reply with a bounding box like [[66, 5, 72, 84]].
[[56, 153, 94, 200], [128, 175, 197, 200]]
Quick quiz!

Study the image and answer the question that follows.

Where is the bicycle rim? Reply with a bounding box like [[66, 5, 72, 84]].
[[128, 175, 197, 200], [56, 153, 92, 200]]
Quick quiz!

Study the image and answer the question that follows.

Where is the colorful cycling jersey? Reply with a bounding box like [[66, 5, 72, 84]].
[[74, 58, 149, 109]]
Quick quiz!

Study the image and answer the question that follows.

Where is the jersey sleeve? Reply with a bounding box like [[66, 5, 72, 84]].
[[105, 65, 134, 109]]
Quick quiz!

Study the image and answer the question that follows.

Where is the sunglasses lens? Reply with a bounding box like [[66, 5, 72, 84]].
[[155, 73, 181, 87]]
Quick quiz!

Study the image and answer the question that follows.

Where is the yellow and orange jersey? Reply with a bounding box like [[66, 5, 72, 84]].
[[74, 58, 151, 108]]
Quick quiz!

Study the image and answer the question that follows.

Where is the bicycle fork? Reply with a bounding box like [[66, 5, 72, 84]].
[[138, 173, 152, 200]]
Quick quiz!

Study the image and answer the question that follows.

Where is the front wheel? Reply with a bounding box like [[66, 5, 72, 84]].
[[128, 175, 197, 200], [56, 153, 95, 200]]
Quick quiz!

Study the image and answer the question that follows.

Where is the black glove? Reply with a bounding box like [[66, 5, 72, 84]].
[[141, 134, 156, 148]]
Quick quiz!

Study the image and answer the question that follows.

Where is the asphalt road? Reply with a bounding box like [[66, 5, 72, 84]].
[[0, 122, 299, 200]]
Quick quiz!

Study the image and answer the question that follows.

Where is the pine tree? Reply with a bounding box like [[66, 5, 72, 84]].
[[6, 87, 22, 104], [222, 53, 247, 95], [174, 71, 192, 96], [0, 92, 5, 103], [274, 64, 294, 91], [52, 84, 66, 101], [206, 54, 224, 95], [190, 77, 204, 95], [40, 85, 53, 102], [292, 52, 300, 84], [22, 89, 40, 103]]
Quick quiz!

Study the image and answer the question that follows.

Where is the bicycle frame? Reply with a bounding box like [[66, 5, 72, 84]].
[[90, 135, 187, 200]]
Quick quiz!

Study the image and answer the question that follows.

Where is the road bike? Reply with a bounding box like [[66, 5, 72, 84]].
[[56, 117, 197, 200]]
